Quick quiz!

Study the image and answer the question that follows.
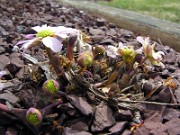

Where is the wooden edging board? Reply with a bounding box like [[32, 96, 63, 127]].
[[57, 0, 180, 52]]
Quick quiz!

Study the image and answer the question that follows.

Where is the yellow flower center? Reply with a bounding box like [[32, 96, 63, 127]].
[[118, 46, 136, 63], [36, 29, 54, 38]]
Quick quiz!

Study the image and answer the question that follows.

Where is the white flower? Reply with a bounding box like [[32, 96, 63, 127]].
[[136, 36, 153, 56], [16, 24, 78, 54], [106, 45, 119, 58], [136, 36, 165, 68]]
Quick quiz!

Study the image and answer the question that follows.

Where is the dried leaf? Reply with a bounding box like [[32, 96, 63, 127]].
[[164, 77, 177, 90], [101, 87, 110, 93], [6, 101, 13, 111], [118, 73, 131, 89], [24, 53, 57, 79], [38, 62, 57, 80], [143, 83, 162, 100], [106, 71, 118, 85], [24, 53, 38, 64]]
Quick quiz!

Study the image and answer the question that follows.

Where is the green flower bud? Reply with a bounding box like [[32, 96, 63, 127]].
[[42, 79, 60, 95], [94, 45, 105, 55], [26, 108, 42, 125], [77, 52, 93, 68]]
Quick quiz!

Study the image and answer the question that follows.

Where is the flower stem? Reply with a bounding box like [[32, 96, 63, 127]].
[[141, 56, 148, 65], [45, 47, 63, 77], [67, 43, 74, 61], [0, 102, 26, 114], [41, 99, 63, 115], [77, 67, 87, 74]]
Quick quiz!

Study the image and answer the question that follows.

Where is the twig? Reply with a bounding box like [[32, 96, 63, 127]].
[[120, 85, 134, 93], [89, 85, 108, 101], [117, 99, 180, 107], [169, 87, 177, 104]]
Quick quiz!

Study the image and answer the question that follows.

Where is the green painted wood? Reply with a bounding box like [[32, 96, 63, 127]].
[[57, 0, 180, 52]]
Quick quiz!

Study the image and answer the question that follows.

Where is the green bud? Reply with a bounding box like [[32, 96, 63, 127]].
[[77, 52, 93, 68], [94, 45, 105, 55], [26, 108, 42, 125], [42, 79, 60, 95]]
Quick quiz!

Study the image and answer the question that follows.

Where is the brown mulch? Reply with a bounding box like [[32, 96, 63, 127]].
[[0, 0, 180, 135]]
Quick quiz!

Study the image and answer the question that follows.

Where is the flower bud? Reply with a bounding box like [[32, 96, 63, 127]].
[[67, 34, 77, 47], [42, 79, 60, 95], [26, 108, 42, 125], [134, 54, 143, 64], [94, 45, 105, 55], [77, 52, 93, 68]]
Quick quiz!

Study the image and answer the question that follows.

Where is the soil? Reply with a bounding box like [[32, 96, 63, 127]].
[[0, 0, 180, 135]]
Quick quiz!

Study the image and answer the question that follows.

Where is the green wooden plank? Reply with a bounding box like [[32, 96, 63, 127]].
[[57, 0, 180, 51]]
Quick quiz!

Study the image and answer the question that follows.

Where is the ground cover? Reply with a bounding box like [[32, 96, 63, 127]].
[[99, 0, 180, 23], [0, 0, 180, 135]]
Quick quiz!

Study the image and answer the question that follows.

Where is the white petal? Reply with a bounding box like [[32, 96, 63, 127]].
[[23, 34, 36, 39], [135, 47, 143, 54], [118, 42, 124, 48], [32, 24, 48, 32], [20, 38, 40, 55], [55, 26, 78, 35], [144, 37, 150, 45], [42, 37, 63, 52], [136, 36, 145, 45], [152, 51, 165, 61], [106, 45, 118, 58], [16, 40, 29, 46], [0, 71, 7, 78], [152, 53, 159, 59], [158, 51, 165, 56], [56, 33, 69, 39]]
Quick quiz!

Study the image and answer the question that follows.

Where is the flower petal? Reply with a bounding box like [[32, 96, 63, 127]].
[[22, 34, 36, 39], [136, 36, 145, 45], [106, 45, 118, 58], [151, 60, 165, 68], [135, 47, 143, 54], [56, 26, 78, 34], [16, 40, 29, 46], [20, 38, 40, 55], [118, 42, 124, 48], [152, 51, 164, 61], [32, 24, 48, 32], [0, 71, 6, 78], [54, 26, 79, 38], [144, 37, 150, 45], [42, 37, 63, 52], [56, 33, 69, 39]]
